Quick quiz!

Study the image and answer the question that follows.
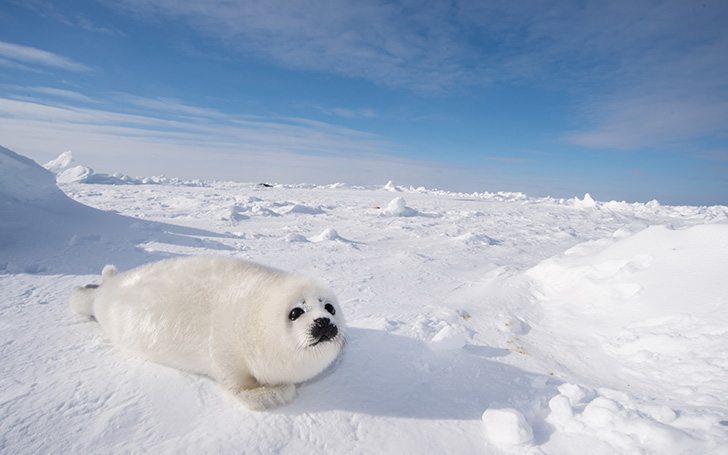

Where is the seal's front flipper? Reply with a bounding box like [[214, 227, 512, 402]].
[[233, 384, 297, 410]]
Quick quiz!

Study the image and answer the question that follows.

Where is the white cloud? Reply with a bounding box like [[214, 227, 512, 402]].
[[0, 57, 42, 72], [320, 107, 380, 120], [21, 86, 96, 103], [0, 41, 91, 72], [0, 91, 531, 193], [566, 94, 728, 150], [106, 0, 472, 92], [115, 93, 230, 119], [101, 0, 728, 152], [0, 94, 391, 171]]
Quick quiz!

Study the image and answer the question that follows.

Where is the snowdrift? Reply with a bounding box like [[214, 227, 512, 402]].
[[0, 146, 227, 274], [43, 150, 205, 186], [2, 147, 727, 454]]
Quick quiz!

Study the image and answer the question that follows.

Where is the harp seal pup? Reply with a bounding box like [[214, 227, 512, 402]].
[[70, 256, 345, 410]]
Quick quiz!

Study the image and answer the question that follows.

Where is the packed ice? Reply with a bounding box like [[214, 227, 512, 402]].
[[2, 147, 727, 454]]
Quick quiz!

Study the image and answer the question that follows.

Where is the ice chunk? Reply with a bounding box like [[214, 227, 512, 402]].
[[381, 197, 417, 217], [482, 408, 533, 446], [429, 325, 466, 351]]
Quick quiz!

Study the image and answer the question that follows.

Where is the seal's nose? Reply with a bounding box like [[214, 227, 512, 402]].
[[311, 317, 338, 341]]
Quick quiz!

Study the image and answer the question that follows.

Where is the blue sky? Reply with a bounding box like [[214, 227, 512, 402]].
[[1, 0, 726, 205]]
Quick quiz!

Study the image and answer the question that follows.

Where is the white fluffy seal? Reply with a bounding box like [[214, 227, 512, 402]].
[[69, 256, 345, 410]]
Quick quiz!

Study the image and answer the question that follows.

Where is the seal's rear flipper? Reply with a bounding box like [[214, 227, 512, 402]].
[[102, 264, 118, 280], [70, 264, 118, 317], [70, 284, 98, 317]]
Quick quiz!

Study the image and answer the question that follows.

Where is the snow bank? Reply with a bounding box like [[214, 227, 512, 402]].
[[0, 147, 223, 274], [523, 223, 728, 454], [1, 146, 67, 205], [43, 151, 206, 186]]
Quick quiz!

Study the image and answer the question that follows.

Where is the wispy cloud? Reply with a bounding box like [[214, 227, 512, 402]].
[[103, 1, 725, 92], [317, 106, 380, 120], [484, 156, 532, 164], [74, 14, 120, 35], [101, 1, 728, 154], [0, 90, 521, 193], [533, 1, 728, 150], [9, 0, 121, 35], [106, 0, 473, 92], [0, 92, 390, 163], [695, 149, 728, 162], [0, 41, 91, 72], [115, 93, 230, 119], [14, 86, 96, 103], [565, 93, 728, 150], [0, 57, 41, 73]]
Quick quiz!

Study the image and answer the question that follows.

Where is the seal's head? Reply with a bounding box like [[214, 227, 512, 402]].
[[252, 273, 346, 385], [288, 297, 342, 348]]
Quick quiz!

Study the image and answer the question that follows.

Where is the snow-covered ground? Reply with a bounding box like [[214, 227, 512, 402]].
[[2, 146, 727, 454]]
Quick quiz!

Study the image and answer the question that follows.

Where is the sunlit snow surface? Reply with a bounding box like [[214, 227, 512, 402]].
[[2, 147, 728, 454]]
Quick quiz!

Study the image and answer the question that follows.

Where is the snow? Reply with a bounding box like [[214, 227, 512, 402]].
[[482, 408, 534, 447], [2, 148, 728, 454], [429, 325, 468, 351], [43, 150, 206, 186], [380, 196, 418, 217]]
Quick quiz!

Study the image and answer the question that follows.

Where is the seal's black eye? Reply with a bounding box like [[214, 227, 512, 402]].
[[289, 307, 304, 321], [324, 303, 336, 315]]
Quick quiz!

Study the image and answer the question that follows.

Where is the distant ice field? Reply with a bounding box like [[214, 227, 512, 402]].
[[2, 146, 727, 454]]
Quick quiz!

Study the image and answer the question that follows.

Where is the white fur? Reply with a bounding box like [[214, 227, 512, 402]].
[[69, 256, 346, 410]]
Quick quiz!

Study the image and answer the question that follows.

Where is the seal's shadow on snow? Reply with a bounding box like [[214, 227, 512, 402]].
[[290, 328, 559, 420]]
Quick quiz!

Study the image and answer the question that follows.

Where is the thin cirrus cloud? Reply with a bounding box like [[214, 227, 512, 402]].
[[0, 92, 485, 189], [14, 86, 97, 103], [101, 1, 721, 89], [566, 94, 728, 150], [105, 0, 472, 92], [103, 0, 728, 152], [0, 41, 91, 72], [0, 93, 390, 160]]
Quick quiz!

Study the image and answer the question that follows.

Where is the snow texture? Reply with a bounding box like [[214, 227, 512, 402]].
[[2, 147, 728, 454], [380, 196, 418, 217]]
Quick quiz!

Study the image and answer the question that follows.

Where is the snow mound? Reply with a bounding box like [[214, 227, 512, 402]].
[[283, 233, 309, 243], [482, 408, 534, 447], [568, 192, 597, 209], [220, 200, 325, 223], [522, 223, 728, 453], [452, 232, 498, 246], [429, 325, 467, 351], [1, 146, 115, 271], [381, 197, 418, 217], [545, 385, 694, 454], [1, 146, 67, 205], [383, 180, 400, 192], [43, 151, 206, 186], [0, 147, 220, 273], [280, 203, 325, 215], [43, 151, 117, 184], [309, 227, 343, 242], [42, 150, 75, 174], [57, 165, 96, 184]]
